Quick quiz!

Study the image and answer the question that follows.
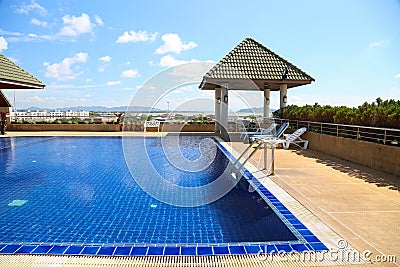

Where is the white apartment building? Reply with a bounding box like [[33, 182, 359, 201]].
[[10, 110, 90, 121]]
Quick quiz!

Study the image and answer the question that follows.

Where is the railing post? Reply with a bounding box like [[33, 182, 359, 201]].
[[383, 130, 387, 144], [320, 123, 323, 134], [336, 125, 339, 136], [357, 127, 360, 140]]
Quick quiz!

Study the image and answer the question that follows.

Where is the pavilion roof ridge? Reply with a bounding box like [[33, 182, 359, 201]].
[[203, 37, 315, 83]]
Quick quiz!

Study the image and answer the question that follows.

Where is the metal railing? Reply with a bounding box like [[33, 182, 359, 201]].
[[272, 118, 400, 147]]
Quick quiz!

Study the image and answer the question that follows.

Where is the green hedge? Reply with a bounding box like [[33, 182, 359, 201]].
[[279, 98, 400, 129]]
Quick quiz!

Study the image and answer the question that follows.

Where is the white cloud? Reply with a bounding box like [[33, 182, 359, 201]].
[[395, 73, 400, 78], [159, 54, 190, 67], [121, 69, 139, 78], [116, 30, 156, 43], [0, 29, 55, 42], [13, 0, 47, 15], [369, 40, 385, 48], [44, 52, 88, 81], [8, 57, 18, 63], [98, 67, 105, 72], [106, 81, 121, 86], [155, 33, 197, 54], [0, 36, 8, 52], [46, 83, 100, 89], [58, 13, 93, 37], [94, 15, 104, 26], [30, 18, 48, 27], [98, 55, 112, 62], [158, 54, 214, 67], [111, 87, 137, 91]]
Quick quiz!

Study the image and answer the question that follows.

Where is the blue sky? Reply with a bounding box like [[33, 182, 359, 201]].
[[0, 0, 399, 111]]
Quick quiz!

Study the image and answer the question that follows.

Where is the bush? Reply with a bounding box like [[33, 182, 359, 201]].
[[282, 98, 400, 128]]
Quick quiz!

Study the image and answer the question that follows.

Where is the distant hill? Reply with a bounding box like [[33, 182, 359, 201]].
[[21, 106, 161, 112], [237, 107, 276, 113]]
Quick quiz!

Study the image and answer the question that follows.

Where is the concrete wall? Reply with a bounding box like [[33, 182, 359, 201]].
[[303, 132, 400, 176], [7, 123, 121, 132], [6, 123, 215, 132], [160, 123, 215, 132]]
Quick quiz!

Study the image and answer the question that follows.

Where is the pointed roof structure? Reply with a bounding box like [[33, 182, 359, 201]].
[[0, 54, 45, 89], [199, 38, 314, 91], [0, 90, 11, 107]]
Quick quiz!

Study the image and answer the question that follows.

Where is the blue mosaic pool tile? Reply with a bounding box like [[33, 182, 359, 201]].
[[164, 246, 180, 256], [266, 245, 277, 253], [287, 218, 302, 225], [181, 246, 196, 255], [309, 242, 328, 251], [275, 244, 293, 253], [64, 246, 84, 255], [304, 236, 321, 243], [0, 245, 21, 254], [130, 247, 147, 256], [197, 246, 213, 256], [283, 214, 296, 220], [97, 246, 115, 256], [244, 245, 261, 254], [290, 244, 309, 252], [16, 245, 37, 254], [298, 229, 313, 236], [0, 138, 329, 258], [292, 223, 307, 230], [32, 245, 52, 254], [229, 246, 246, 254], [113, 246, 131, 256], [147, 247, 164, 255], [279, 209, 291, 215], [48, 246, 68, 255], [212, 246, 229, 255], [81, 246, 100, 255]]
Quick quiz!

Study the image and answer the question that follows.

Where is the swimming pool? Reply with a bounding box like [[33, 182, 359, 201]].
[[0, 136, 327, 256]]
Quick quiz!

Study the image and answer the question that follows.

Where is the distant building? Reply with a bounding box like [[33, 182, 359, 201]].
[[10, 109, 89, 122]]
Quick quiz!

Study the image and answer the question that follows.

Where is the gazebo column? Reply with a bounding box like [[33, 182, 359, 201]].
[[214, 87, 221, 134], [220, 84, 229, 137], [279, 83, 288, 116], [263, 89, 270, 121]]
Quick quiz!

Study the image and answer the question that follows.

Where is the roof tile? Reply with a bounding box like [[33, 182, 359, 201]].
[[203, 38, 314, 82], [0, 54, 45, 88]]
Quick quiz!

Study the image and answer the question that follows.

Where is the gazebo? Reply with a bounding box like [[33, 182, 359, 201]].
[[0, 54, 46, 123], [199, 38, 314, 134]]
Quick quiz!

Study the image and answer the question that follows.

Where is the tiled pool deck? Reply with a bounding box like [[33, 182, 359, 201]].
[[1, 131, 399, 266]]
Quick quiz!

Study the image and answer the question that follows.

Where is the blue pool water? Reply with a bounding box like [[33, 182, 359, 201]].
[[0, 136, 294, 244], [0, 136, 327, 256]]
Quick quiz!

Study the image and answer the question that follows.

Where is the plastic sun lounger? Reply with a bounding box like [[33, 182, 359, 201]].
[[248, 122, 289, 142], [283, 127, 309, 149], [241, 123, 277, 140]]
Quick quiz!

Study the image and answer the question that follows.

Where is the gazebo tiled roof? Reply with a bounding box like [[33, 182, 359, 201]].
[[0, 54, 45, 89], [200, 38, 314, 91]]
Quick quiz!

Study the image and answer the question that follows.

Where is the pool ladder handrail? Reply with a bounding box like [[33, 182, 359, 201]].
[[231, 122, 289, 178]]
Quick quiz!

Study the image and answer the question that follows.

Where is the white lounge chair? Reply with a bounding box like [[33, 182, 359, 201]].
[[240, 123, 277, 140], [283, 127, 309, 149], [248, 122, 289, 142]]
